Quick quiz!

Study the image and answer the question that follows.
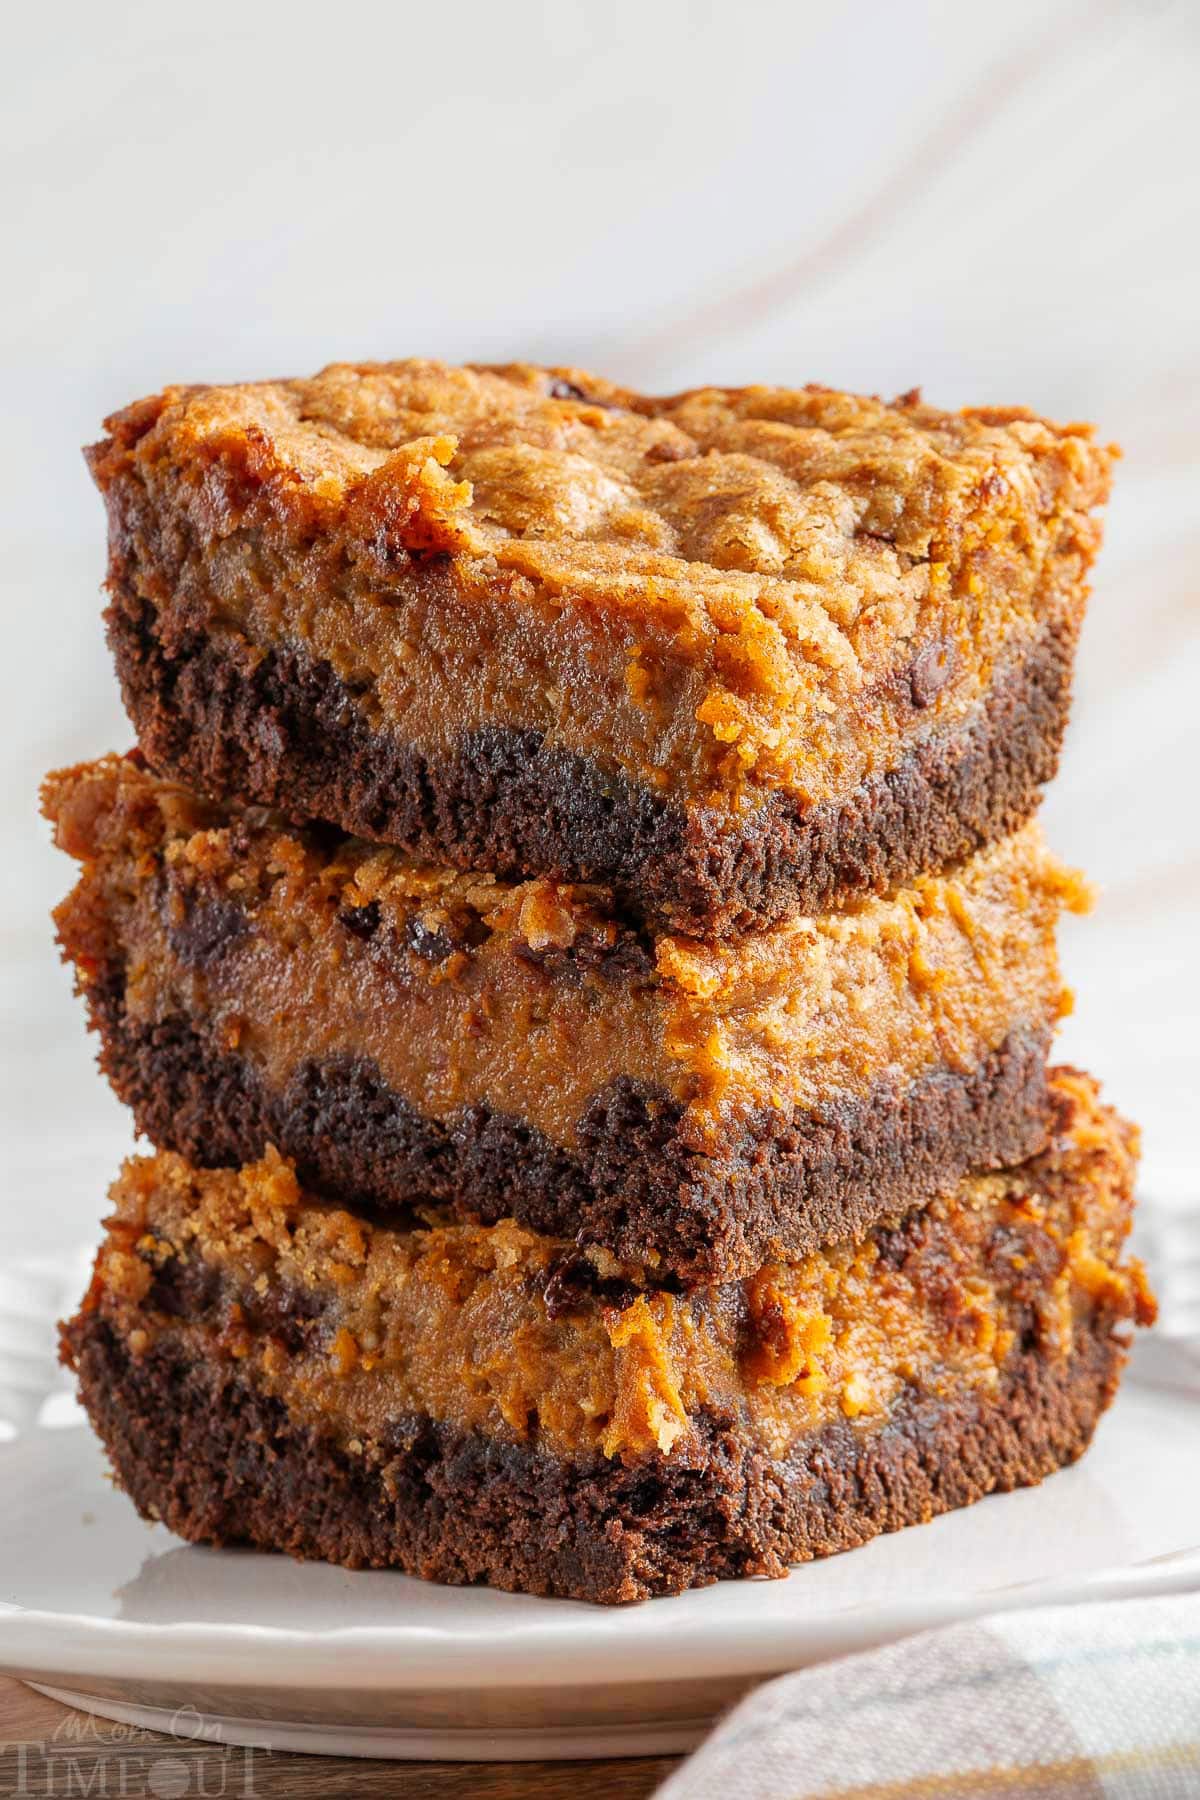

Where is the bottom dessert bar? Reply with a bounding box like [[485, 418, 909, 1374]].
[[61, 1069, 1153, 1605]]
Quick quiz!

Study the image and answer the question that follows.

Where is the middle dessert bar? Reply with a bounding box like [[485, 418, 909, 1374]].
[[46, 754, 1086, 1282]]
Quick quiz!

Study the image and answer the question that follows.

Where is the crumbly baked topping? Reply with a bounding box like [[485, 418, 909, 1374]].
[[89, 362, 1116, 795]]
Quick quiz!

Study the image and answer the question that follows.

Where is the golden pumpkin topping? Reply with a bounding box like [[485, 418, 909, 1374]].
[[82, 1069, 1151, 1466], [46, 755, 1083, 1152]]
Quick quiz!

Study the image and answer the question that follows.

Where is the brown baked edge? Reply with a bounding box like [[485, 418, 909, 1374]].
[[106, 584, 1078, 936], [62, 1307, 1128, 1605], [84, 974, 1053, 1282]]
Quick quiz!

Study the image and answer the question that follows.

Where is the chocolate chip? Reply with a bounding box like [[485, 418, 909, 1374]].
[[515, 932, 656, 988], [339, 899, 487, 964], [337, 900, 381, 941], [543, 1254, 639, 1321], [247, 1283, 324, 1352], [909, 639, 956, 709], [408, 911, 489, 961], [166, 895, 248, 968], [546, 377, 618, 410], [403, 917, 458, 963], [147, 1256, 223, 1319]]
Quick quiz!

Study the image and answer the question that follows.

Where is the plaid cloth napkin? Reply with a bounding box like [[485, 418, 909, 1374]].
[[658, 1592, 1200, 1799]]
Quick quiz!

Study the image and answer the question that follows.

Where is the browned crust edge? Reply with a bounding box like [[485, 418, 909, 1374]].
[[61, 1307, 1128, 1605], [105, 584, 1078, 937], [84, 973, 1053, 1281]]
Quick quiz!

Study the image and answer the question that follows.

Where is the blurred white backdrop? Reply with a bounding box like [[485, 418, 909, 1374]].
[[4, 0, 1198, 1256]]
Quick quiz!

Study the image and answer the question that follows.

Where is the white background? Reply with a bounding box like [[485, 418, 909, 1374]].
[[3, 0, 1198, 1257]]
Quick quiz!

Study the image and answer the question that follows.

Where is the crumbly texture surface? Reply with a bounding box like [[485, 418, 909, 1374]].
[[90, 362, 1114, 932], [61, 1068, 1153, 1602], [46, 755, 1083, 1277]]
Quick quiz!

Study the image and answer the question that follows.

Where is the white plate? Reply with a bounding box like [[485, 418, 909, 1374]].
[[1, 1340, 1198, 1761]]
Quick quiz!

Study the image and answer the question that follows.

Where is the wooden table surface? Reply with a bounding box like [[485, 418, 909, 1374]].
[[0, 1677, 679, 1797]]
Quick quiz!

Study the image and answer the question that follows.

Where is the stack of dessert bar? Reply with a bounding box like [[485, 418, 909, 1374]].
[[46, 363, 1154, 1603]]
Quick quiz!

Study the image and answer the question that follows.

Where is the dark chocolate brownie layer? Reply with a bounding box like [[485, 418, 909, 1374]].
[[63, 1308, 1127, 1605], [107, 584, 1077, 936], [89, 973, 1053, 1280]]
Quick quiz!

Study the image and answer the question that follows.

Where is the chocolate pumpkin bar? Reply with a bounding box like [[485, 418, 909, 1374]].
[[88, 361, 1115, 935], [59, 1069, 1154, 1604], [45, 754, 1086, 1282]]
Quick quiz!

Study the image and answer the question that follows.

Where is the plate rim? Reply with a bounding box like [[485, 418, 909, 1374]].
[[3, 1552, 1198, 1691]]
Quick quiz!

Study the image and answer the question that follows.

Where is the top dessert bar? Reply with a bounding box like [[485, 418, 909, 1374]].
[[89, 361, 1116, 934]]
